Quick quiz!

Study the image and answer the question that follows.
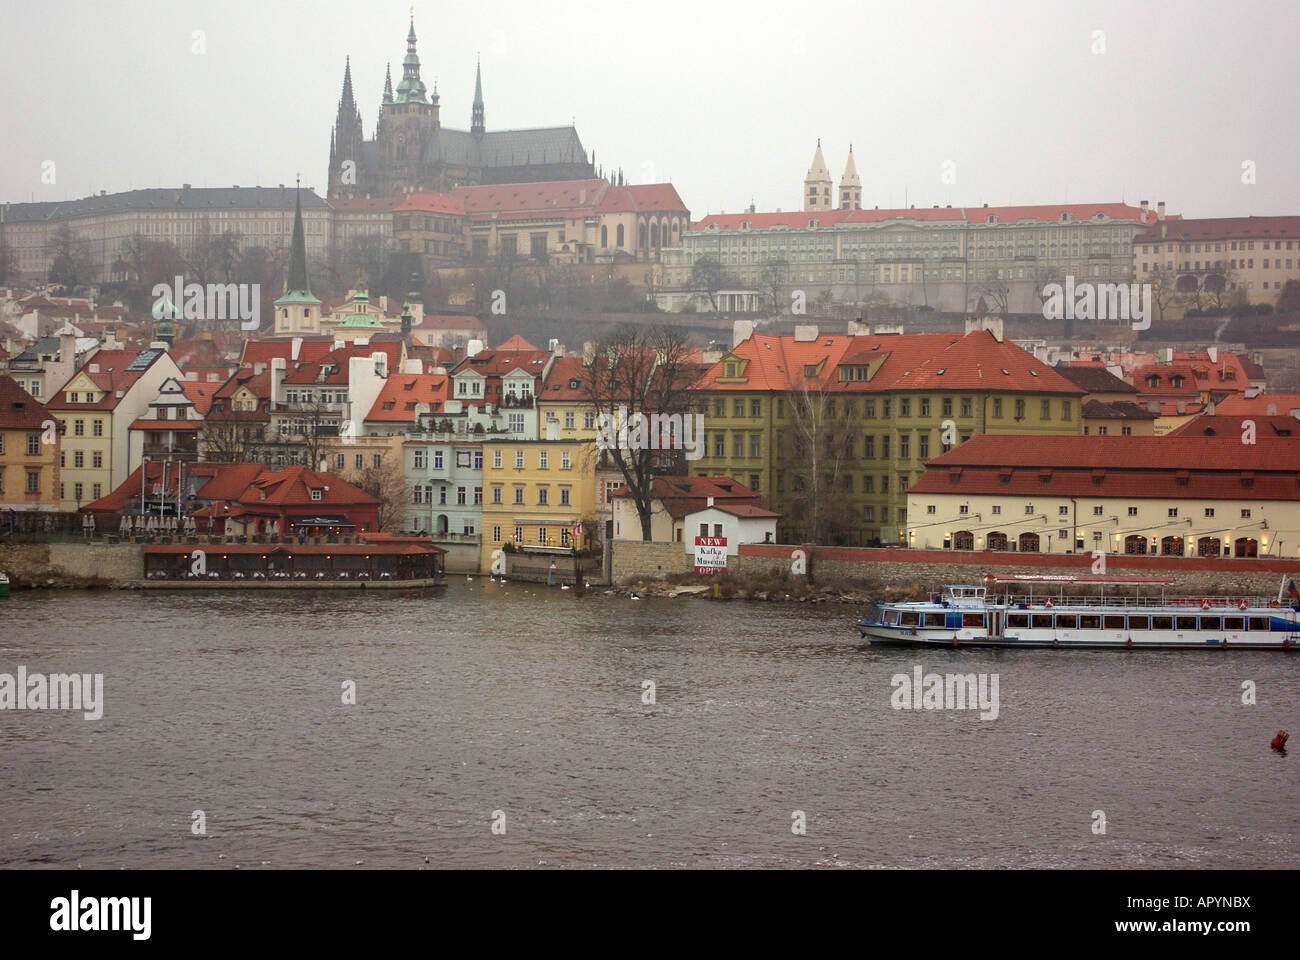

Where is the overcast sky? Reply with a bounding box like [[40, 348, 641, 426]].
[[4, 0, 1297, 219]]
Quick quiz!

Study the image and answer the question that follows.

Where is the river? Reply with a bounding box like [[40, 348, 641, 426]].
[[1, 583, 1296, 868]]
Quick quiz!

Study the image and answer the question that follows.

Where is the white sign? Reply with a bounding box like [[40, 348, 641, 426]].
[[694, 535, 727, 574]]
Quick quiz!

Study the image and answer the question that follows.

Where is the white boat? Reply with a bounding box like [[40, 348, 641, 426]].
[[857, 574, 1300, 650]]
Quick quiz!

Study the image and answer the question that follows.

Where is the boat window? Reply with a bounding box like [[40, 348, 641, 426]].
[[1007, 613, 1029, 629], [1031, 614, 1054, 629], [1200, 616, 1221, 631], [1079, 614, 1101, 629], [1248, 616, 1270, 631], [1055, 614, 1078, 629], [900, 611, 919, 626], [883, 609, 898, 625], [1129, 616, 1150, 630], [962, 612, 984, 628], [1223, 616, 1244, 631], [1175, 616, 1199, 631], [923, 612, 947, 628], [1151, 616, 1173, 630], [1103, 615, 1126, 630]]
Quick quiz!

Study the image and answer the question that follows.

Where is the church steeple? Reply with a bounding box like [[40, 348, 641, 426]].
[[328, 58, 365, 199], [803, 138, 832, 212], [382, 63, 393, 105], [471, 56, 485, 136], [273, 180, 321, 336], [839, 144, 862, 210], [394, 15, 429, 104]]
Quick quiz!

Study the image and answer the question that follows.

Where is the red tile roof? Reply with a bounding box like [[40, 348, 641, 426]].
[[456, 179, 606, 216], [413, 314, 485, 331], [910, 434, 1300, 501], [1211, 394, 1300, 418], [365, 374, 450, 423], [612, 475, 766, 519], [45, 348, 166, 411], [1166, 413, 1300, 438], [1136, 216, 1300, 243], [394, 192, 465, 215], [693, 202, 1159, 232], [494, 334, 538, 351], [0, 375, 51, 429], [541, 356, 590, 401], [239, 338, 339, 368], [179, 380, 217, 415]]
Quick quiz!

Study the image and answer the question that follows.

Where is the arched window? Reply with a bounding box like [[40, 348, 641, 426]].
[[987, 532, 1008, 551], [639, 222, 647, 249], [1160, 536, 1183, 556], [650, 222, 660, 248], [953, 530, 974, 550], [1197, 537, 1221, 557], [616, 224, 624, 247], [1125, 535, 1148, 555], [1018, 532, 1040, 552], [1234, 537, 1258, 558], [601, 225, 608, 248]]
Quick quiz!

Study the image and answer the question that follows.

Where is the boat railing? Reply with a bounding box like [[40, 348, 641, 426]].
[[1000, 592, 1287, 610]]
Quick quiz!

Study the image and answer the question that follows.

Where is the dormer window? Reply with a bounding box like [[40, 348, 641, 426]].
[[724, 362, 737, 377], [311, 489, 322, 501]]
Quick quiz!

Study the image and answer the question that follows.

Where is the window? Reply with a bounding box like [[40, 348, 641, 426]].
[[1058, 505, 1069, 516], [492, 526, 501, 543], [749, 434, 761, 458], [864, 435, 875, 458], [960, 397, 972, 418], [1061, 401, 1071, 421], [539, 450, 549, 470], [492, 485, 503, 504], [992, 398, 1003, 418], [561, 450, 571, 470], [457, 486, 467, 505], [1240, 508, 1251, 518], [733, 434, 744, 458], [74, 451, 84, 468], [92, 482, 101, 499], [514, 486, 524, 505], [74, 482, 83, 501], [584, 412, 595, 430], [93, 419, 104, 437], [92, 451, 103, 468], [1014, 399, 1025, 420], [1204, 507, 1215, 518], [941, 397, 952, 417], [713, 433, 724, 457], [515, 450, 524, 469], [74, 419, 85, 436], [1041, 399, 1051, 419], [493, 449, 503, 469], [1128, 506, 1138, 516], [538, 526, 547, 544], [564, 411, 575, 430], [1093, 505, 1103, 515], [432, 449, 444, 470], [900, 398, 911, 417], [538, 487, 548, 505], [927, 505, 936, 515], [514, 526, 522, 543], [918, 435, 929, 459], [734, 398, 745, 418], [27, 471, 40, 494], [1168, 507, 1178, 518], [311, 489, 322, 501], [1025, 504, 1034, 515], [26, 434, 40, 456], [560, 487, 570, 506]]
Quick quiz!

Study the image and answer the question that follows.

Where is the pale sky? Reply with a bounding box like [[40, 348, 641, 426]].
[[3, 0, 1297, 219]]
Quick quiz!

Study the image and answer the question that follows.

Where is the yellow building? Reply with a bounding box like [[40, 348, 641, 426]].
[[0, 375, 60, 512], [1134, 216, 1300, 307], [908, 434, 1300, 558], [690, 325, 1085, 545], [479, 437, 598, 572]]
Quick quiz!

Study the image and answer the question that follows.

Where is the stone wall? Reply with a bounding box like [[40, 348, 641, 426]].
[[501, 551, 605, 585], [432, 540, 481, 574], [735, 544, 1300, 597], [0, 541, 142, 586], [610, 540, 692, 583]]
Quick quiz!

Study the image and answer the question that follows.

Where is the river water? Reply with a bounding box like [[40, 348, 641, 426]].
[[1, 583, 1296, 869]]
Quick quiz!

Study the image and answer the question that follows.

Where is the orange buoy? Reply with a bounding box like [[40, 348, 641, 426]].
[[1126, 636, 1133, 649], [1238, 598, 1249, 611], [951, 634, 959, 648], [1201, 598, 1212, 611], [1271, 730, 1290, 751]]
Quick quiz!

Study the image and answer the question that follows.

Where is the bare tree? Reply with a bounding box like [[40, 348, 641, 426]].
[[973, 276, 1011, 317], [342, 452, 408, 532], [1175, 273, 1203, 311], [1147, 267, 1178, 325], [785, 379, 861, 544], [581, 323, 697, 541], [761, 258, 789, 312], [690, 255, 726, 312]]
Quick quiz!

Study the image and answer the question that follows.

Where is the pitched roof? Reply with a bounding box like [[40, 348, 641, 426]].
[[692, 202, 1158, 233], [1135, 215, 1300, 243], [0, 375, 50, 429], [239, 338, 338, 368], [1166, 413, 1300, 438], [612, 475, 765, 519], [3, 186, 330, 223], [413, 314, 485, 331], [45, 347, 167, 410], [1081, 399, 1159, 420], [494, 334, 538, 351], [365, 373, 450, 423], [541, 356, 590, 401], [1054, 363, 1138, 394], [1211, 394, 1300, 418]]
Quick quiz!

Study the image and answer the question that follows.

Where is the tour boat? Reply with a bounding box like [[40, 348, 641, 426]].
[[0, 572, 9, 598], [856, 574, 1300, 649]]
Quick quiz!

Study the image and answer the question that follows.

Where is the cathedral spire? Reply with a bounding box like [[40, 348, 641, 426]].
[[275, 179, 321, 329], [839, 144, 862, 210], [471, 55, 485, 136], [286, 180, 312, 298], [341, 56, 356, 109], [394, 14, 429, 104], [382, 63, 393, 105]]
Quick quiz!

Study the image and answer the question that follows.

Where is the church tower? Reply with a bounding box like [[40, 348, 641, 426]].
[[839, 145, 862, 210], [804, 140, 832, 212], [383, 16, 438, 194], [272, 183, 321, 337], [471, 57, 485, 138], [327, 57, 365, 199]]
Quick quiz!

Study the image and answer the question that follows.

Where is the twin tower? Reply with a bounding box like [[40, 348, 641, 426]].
[[804, 140, 861, 212]]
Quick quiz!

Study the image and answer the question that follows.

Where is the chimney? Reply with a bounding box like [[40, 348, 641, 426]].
[[254, 361, 267, 375], [582, 340, 595, 366], [1147, 400, 1160, 413], [1177, 401, 1186, 414], [270, 357, 286, 406], [1207, 346, 1218, 363], [1139, 200, 1149, 223], [707, 496, 714, 508], [793, 324, 818, 342], [466, 338, 484, 358], [1266, 403, 1278, 416], [372, 352, 388, 378], [732, 319, 754, 347], [291, 337, 303, 362], [1156, 201, 1166, 222]]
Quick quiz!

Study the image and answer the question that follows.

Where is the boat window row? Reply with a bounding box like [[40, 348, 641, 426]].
[[1005, 613, 1272, 631]]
